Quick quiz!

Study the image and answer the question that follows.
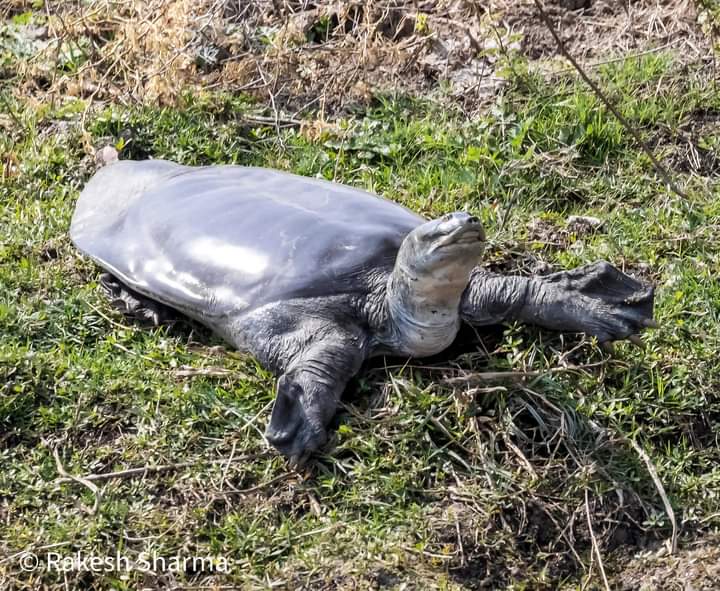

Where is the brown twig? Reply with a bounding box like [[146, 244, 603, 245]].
[[442, 361, 607, 385], [628, 437, 678, 554], [0, 93, 23, 130], [52, 446, 102, 515], [552, 39, 680, 75], [56, 451, 272, 483], [173, 365, 234, 378], [585, 420, 680, 555], [533, 0, 688, 200], [585, 488, 611, 591], [209, 472, 295, 498]]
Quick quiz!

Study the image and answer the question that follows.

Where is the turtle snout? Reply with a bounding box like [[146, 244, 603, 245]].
[[457, 212, 480, 225], [438, 212, 482, 232], [436, 212, 485, 244]]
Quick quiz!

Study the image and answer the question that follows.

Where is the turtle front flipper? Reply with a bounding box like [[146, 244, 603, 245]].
[[99, 273, 176, 326], [460, 261, 656, 344], [261, 322, 369, 465]]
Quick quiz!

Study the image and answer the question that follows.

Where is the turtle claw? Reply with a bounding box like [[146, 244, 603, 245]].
[[140, 307, 161, 327], [600, 341, 615, 355], [643, 318, 659, 329], [99, 273, 174, 326], [288, 451, 311, 470], [628, 334, 645, 348]]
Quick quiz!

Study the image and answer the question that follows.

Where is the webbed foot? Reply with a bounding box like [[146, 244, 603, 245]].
[[529, 261, 656, 343], [99, 273, 175, 326], [264, 372, 332, 462]]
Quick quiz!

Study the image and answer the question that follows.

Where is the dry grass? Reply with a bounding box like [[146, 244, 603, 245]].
[[6, 0, 712, 117]]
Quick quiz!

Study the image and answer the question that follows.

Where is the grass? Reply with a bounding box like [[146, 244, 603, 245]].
[[1, 47, 720, 590]]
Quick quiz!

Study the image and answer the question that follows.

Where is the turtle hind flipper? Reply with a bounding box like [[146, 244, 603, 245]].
[[99, 273, 176, 327]]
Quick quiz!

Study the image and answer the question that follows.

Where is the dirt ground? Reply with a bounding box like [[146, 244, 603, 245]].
[[614, 535, 720, 591], [4, 0, 711, 115]]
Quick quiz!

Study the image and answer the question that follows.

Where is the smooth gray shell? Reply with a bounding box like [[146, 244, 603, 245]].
[[70, 160, 425, 317]]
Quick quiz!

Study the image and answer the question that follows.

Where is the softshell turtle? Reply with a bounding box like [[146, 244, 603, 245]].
[[71, 160, 656, 461]]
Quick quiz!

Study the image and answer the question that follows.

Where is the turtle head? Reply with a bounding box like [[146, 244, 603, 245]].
[[387, 212, 485, 356], [398, 212, 485, 275]]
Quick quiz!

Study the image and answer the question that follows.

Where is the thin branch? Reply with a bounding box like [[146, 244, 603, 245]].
[[53, 447, 102, 515], [628, 437, 678, 554], [209, 472, 295, 497], [442, 361, 607, 385], [173, 365, 234, 378], [583, 420, 680, 555], [56, 451, 272, 483], [0, 93, 23, 129], [552, 39, 680, 75], [585, 488, 611, 591], [533, 0, 688, 200]]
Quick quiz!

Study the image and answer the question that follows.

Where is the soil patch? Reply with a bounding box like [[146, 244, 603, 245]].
[[7, 0, 709, 115], [614, 536, 720, 591], [504, 0, 703, 61]]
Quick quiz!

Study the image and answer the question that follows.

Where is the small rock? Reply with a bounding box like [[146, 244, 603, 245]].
[[20, 24, 49, 41], [531, 260, 554, 275], [566, 215, 603, 231], [569, 239, 586, 254], [95, 145, 119, 167]]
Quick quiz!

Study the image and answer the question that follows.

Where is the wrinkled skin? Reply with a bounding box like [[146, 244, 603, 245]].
[[72, 162, 656, 463]]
